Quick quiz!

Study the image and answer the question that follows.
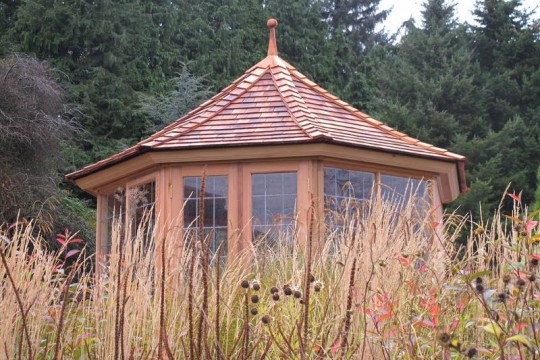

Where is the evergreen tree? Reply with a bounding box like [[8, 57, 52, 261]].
[[367, 0, 486, 148]]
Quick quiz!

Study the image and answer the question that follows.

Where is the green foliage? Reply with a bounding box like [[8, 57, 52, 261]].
[[138, 65, 213, 132]]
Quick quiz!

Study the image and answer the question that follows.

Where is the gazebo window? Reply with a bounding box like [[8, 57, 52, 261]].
[[128, 181, 156, 246], [324, 167, 375, 213], [380, 175, 430, 218], [183, 176, 228, 256], [252, 172, 297, 242], [104, 187, 126, 254]]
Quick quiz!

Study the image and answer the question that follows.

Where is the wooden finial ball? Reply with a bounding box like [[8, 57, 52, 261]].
[[267, 18, 278, 28]]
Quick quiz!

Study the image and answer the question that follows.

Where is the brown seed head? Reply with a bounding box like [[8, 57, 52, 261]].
[[464, 347, 477, 358], [262, 315, 271, 324], [252, 282, 261, 291], [270, 286, 279, 294], [502, 273, 511, 284], [517, 278, 526, 289], [438, 332, 451, 346], [251, 295, 259, 303], [272, 293, 280, 301], [475, 283, 484, 293], [241, 280, 250, 289], [284, 287, 292, 296], [251, 308, 258, 316], [293, 290, 302, 299], [308, 273, 315, 283]]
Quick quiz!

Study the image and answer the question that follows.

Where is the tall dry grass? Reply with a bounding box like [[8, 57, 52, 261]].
[[1, 191, 539, 359]]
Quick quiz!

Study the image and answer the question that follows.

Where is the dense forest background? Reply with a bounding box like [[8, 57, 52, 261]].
[[0, 0, 539, 246]]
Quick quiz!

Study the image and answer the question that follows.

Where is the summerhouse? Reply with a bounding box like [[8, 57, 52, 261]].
[[66, 19, 467, 262]]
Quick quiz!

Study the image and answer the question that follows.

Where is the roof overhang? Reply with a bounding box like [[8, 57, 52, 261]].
[[70, 142, 465, 203]]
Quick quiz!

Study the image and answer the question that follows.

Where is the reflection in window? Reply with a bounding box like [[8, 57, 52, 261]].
[[324, 167, 374, 213], [183, 176, 228, 257], [252, 172, 297, 242], [380, 175, 429, 218], [105, 187, 126, 255], [128, 182, 156, 247]]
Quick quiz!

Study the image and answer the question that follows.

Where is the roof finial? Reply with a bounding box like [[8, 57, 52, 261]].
[[267, 18, 278, 56]]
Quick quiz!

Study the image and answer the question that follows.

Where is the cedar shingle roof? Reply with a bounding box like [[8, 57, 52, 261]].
[[67, 19, 466, 190]]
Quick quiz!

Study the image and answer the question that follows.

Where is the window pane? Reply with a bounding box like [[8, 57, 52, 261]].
[[128, 182, 156, 247], [380, 174, 430, 217], [251, 172, 297, 242], [324, 167, 374, 212], [183, 176, 228, 259], [105, 187, 126, 255]]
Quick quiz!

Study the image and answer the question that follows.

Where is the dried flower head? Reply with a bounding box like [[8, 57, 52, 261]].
[[252, 282, 261, 291], [284, 286, 293, 296], [438, 332, 451, 346], [293, 290, 302, 299], [251, 295, 259, 304], [314, 281, 323, 292], [516, 278, 526, 290], [496, 292, 508, 303], [240, 280, 250, 289], [308, 273, 315, 283], [270, 286, 279, 294], [528, 273, 536, 282], [530, 258, 539, 267], [272, 293, 280, 301], [463, 347, 477, 358], [502, 274, 511, 284], [262, 315, 271, 324], [251, 308, 258, 316], [474, 277, 483, 284], [475, 283, 484, 293]]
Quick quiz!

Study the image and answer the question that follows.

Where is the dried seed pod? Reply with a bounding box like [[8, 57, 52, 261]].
[[270, 286, 279, 294], [241, 280, 250, 289], [463, 347, 477, 358], [293, 290, 302, 299], [251, 308, 258, 316], [252, 282, 261, 291], [272, 293, 280, 301], [314, 282, 323, 292], [438, 332, 451, 346], [261, 315, 271, 324], [284, 287, 292, 296], [251, 295, 259, 304], [308, 273, 315, 283]]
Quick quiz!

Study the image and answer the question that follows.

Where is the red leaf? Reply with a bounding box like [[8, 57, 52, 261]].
[[65, 249, 81, 259], [398, 257, 410, 266], [526, 221, 538, 235], [53, 264, 65, 274], [69, 237, 85, 244], [56, 234, 67, 246], [507, 193, 522, 204], [330, 340, 340, 354]]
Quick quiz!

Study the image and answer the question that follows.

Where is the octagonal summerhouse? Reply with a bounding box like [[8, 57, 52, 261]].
[[66, 19, 467, 265]]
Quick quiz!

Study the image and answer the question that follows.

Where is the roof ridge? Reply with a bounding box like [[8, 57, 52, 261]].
[[269, 61, 331, 140], [288, 68, 464, 161]]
